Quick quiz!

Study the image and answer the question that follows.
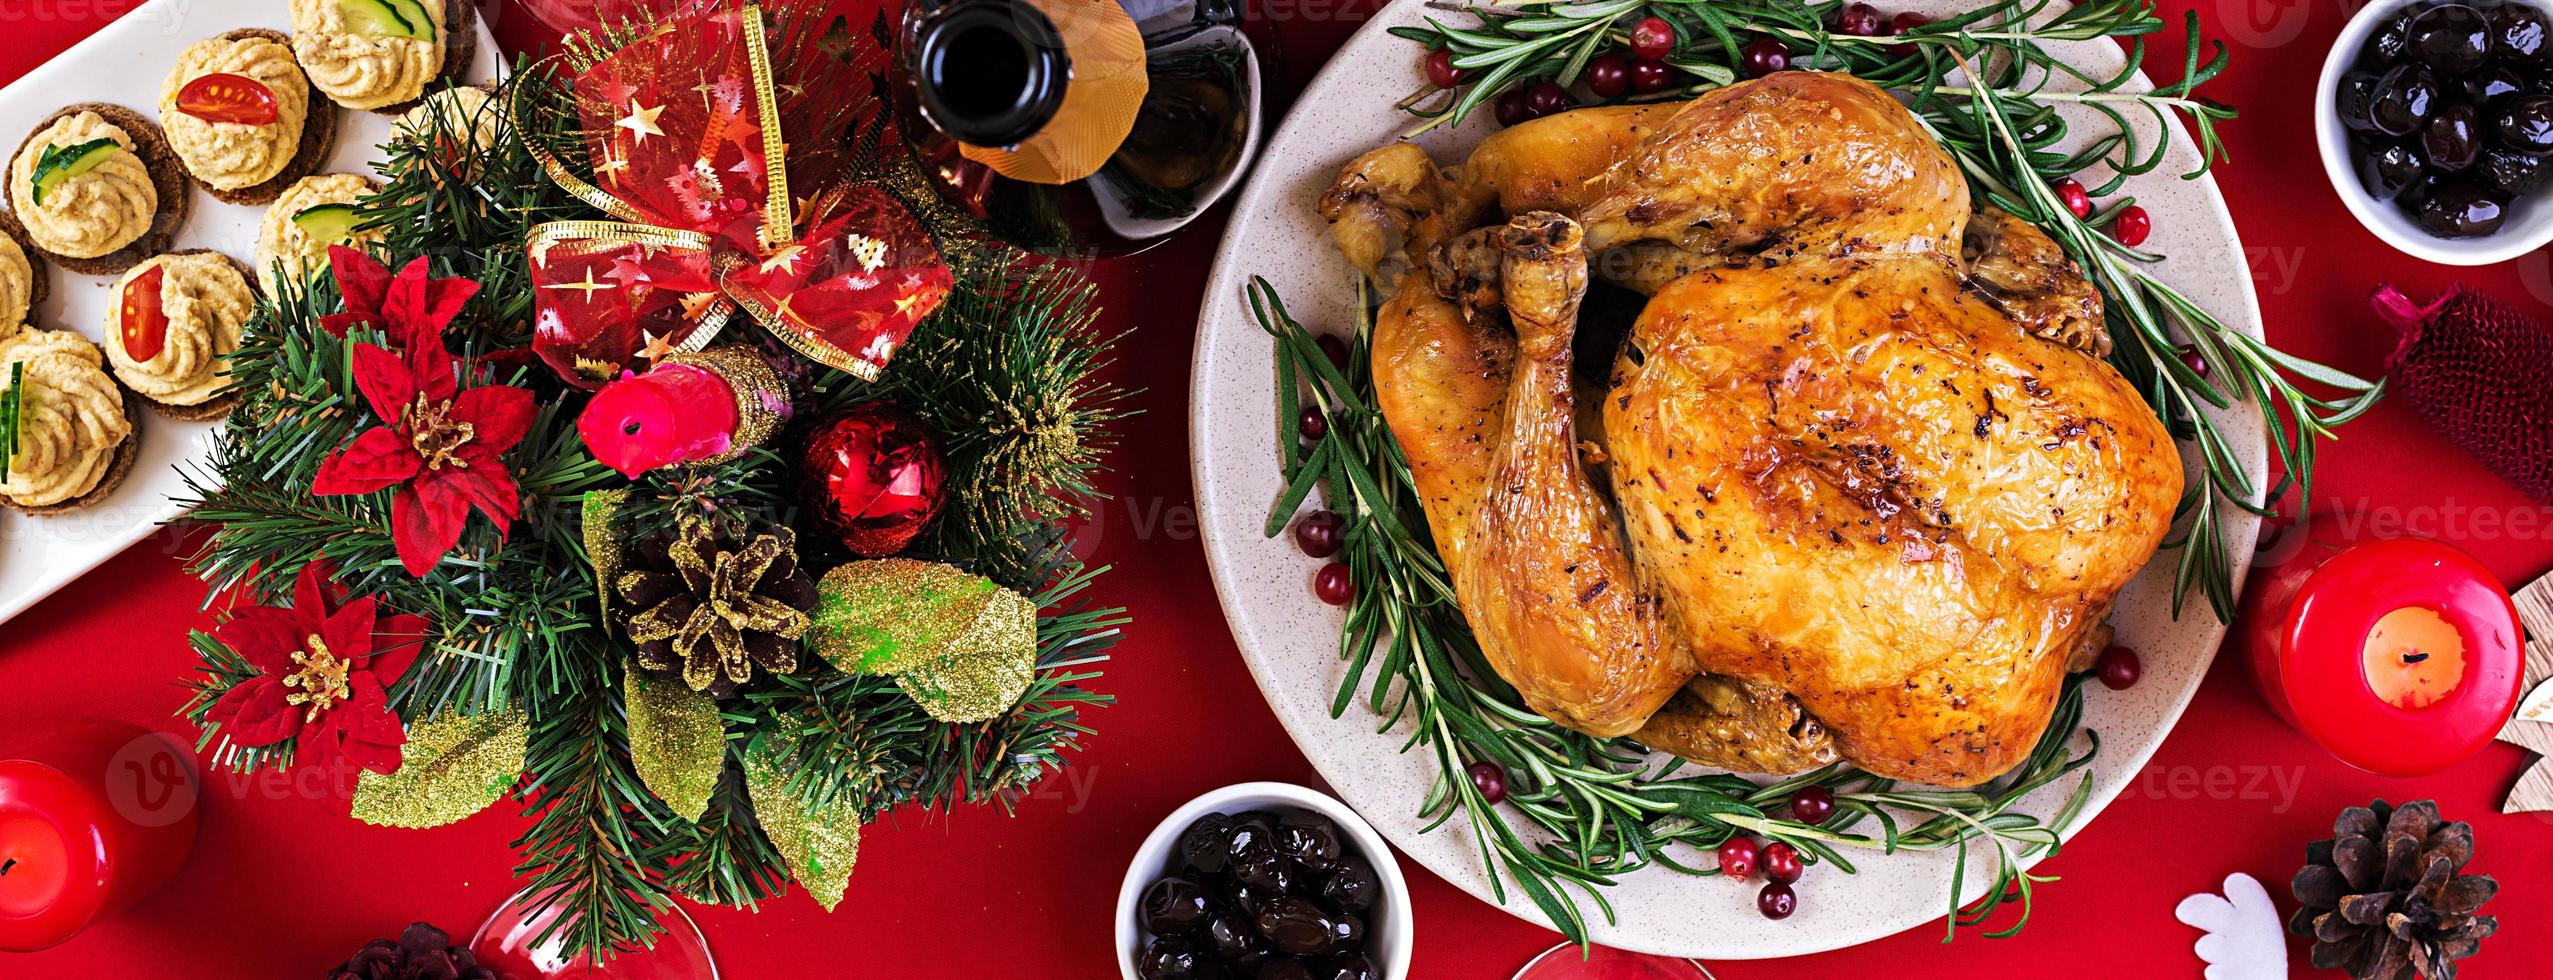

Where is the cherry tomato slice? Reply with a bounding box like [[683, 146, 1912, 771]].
[[120, 264, 170, 363], [175, 72, 279, 126]]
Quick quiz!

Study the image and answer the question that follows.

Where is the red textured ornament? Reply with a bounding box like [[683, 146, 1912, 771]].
[[797, 402, 947, 557], [2374, 283, 2553, 505]]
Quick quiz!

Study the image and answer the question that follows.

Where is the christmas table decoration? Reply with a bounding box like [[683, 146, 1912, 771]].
[[2371, 283, 2553, 505], [0, 724, 198, 952], [2176, 872, 2286, 980], [171, 0, 1128, 959], [2288, 800, 2498, 980], [2232, 517, 2524, 777], [794, 400, 946, 557]]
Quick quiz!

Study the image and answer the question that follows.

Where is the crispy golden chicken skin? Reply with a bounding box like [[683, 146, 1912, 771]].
[[1340, 72, 2175, 786]]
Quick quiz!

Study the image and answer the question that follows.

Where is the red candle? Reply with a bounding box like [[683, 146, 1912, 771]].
[[0, 724, 198, 951], [578, 362, 741, 477], [2238, 522, 2524, 777]]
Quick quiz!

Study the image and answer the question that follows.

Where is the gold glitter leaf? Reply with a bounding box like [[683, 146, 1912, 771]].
[[350, 709, 528, 829], [743, 738, 863, 912], [806, 559, 1023, 676], [626, 664, 727, 822], [582, 489, 633, 623], [896, 588, 1037, 723]]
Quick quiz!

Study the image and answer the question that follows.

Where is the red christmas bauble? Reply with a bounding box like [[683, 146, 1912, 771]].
[[796, 402, 947, 557]]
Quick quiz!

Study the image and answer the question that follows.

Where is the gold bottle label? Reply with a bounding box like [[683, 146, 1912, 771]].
[[957, 0, 1148, 185]]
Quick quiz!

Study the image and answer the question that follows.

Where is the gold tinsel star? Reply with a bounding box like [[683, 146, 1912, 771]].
[[2497, 572, 2553, 813]]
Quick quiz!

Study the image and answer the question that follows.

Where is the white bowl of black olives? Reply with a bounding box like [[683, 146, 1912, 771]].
[[1117, 782, 1414, 980], [2321, 0, 2553, 263]]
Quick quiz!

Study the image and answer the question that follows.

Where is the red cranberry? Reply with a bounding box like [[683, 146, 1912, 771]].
[[1298, 405, 1329, 441], [1789, 786, 1835, 825], [1630, 15, 1677, 60], [1524, 81, 1572, 118], [1315, 333, 1350, 370], [2112, 204, 2152, 247], [2097, 644, 2142, 690], [1716, 837, 1760, 880], [1293, 510, 1345, 558], [1467, 760, 1508, 804], [1740, 38, 1790, 77], [2055, 178, 2093, 219], [1758, 882, 1798, 920], [1425, 48, 1468, 88], [1586, 54, 1631, 98], [1836, 2, 1884, 36], [1629, 58, 1675, 94], [1493, 88, 1533, 127], [1760, 841, 1803, 884], [1314, 562, 1354, 605], [1888, 12, 1930, 56], [2178, 345, 2211, 379]]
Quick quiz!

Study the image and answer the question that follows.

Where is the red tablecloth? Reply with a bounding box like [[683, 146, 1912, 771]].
[[6, 0, 2553, 976]]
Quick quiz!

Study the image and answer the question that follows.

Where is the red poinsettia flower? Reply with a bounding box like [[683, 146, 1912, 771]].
[[318, 246, 478, 342], [204, 560, 430, 775], [309, 248, 537, 577]]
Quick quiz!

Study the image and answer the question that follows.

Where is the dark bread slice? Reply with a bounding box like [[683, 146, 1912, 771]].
[[117, 249, 255, 421], [372, 0, 483, 117], [9, 103, 192, 277], [195, 28, 341, 207], [6, 374, 143, 517], [0, 206, 47, 316]]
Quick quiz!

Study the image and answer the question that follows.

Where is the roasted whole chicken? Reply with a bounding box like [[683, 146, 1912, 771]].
[[1321, 73, 2181, 787]]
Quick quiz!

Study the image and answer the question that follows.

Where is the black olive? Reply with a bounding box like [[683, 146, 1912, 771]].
[[1256, 897, 1341, 955], [2494, 3, 2551, 63], [2371, 63, 2442, 136], [1179, 814, 1234, 877], [2410, 4, 2493, 74], [1325, 912, 1366, 953], [2341, 71, 2385, 130], [1141, 876, 1219, 934], [1224, 879, 1279, 919], [2368, 10, 2418, 67], [1277, 811, 1344, 873], [2483, 144, 2553, 192], [1207, 912, 1269, 959], [1319, 857, 1380, 914], [1258, 960, 1318, 980], [2423, 101, 2484, 171], [2498, 92, 2553, 151], [2413, 180, 2509, 237], [2360, 139, 2430, 199], [1138, 934, 1205, 980], [1323, 956, 1382, 980], [2466, 64, 2528, 107]]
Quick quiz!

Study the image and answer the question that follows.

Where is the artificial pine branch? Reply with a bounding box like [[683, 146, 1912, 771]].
[[667, 751, 791, 908], [513, 631, 686, 955]]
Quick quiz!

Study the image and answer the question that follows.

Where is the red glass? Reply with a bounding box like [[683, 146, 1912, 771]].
[[469, 888, 717, 980], [0, 723, 199, 951], [2237, 519, 2524, 777], [1512, 943, 1716, 979]]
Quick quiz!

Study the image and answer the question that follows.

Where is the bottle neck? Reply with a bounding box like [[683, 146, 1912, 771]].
[[910, 0, 1073, 148]]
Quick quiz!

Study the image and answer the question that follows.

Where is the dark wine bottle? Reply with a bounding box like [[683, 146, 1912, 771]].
[[895, 0, 1272, 257]]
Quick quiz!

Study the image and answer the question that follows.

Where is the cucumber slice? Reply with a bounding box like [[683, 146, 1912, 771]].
[[339, 0, 429, 40], [293, 203, 363, 244], [385, 0, 438, 41], [28, 138, 121, 207]]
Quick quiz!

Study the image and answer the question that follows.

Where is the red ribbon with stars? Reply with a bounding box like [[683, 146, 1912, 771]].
[[521, 3, 952, 388]]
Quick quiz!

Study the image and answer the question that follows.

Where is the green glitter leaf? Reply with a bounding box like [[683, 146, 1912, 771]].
[[350, 708, 527, 829], [625, 664, 726, 822], [742, 736, 862, 912]]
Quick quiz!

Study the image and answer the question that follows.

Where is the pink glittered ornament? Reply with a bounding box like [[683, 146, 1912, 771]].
[[796, 402, 946, 557]]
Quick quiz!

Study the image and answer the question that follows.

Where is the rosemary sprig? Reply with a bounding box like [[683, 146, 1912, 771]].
[[1251, 276, 2097, 944], [1388, 0, 2383, 619]]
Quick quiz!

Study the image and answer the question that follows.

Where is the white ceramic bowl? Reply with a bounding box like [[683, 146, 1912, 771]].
[[1116, 782, 1415, 979], [2317, 0, 2553, 265]]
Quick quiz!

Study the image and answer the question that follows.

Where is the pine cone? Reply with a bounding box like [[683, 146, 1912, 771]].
[[616, 519, 819, 695], [327, 922, 495, 980], [2289, 799, 2499, 980]]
